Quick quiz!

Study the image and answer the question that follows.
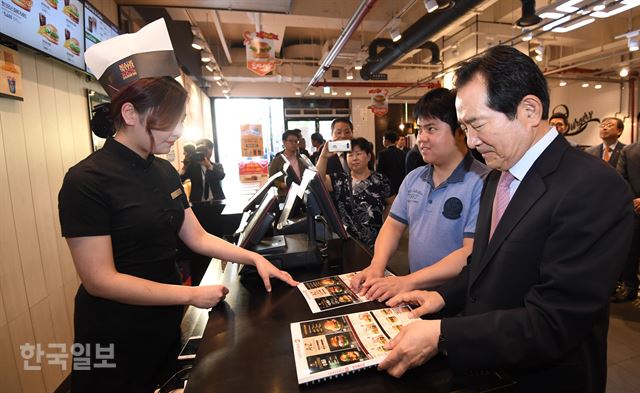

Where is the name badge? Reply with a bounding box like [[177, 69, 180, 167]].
[[171, 188, 183, 199]]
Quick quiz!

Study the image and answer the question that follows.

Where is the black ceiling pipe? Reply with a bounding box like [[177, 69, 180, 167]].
[[368, 38, 395, 62], [360, 0, 482, 80], [420, 41, 441, 64], [516, 0, 542, 27]]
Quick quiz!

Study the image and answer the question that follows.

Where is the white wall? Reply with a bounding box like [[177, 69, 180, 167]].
[[549, 80, 633, 146], [351, 99, 376, 151]]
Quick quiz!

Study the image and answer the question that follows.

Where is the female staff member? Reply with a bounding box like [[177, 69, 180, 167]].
[[316, 137, 393, 248], [58, 20, 297, 392]]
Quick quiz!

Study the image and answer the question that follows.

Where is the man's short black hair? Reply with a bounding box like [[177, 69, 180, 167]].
[[413, 88, 459, 135], [384, 131, 398, 143], [282, 129, 299, 142], [197, 138, 213, 149], [549, 113, 569, 126], [455, 45, 550, 120], [310, 132, 324, 143], [331, 118, 353, 131], [291, 128, 303, 136]]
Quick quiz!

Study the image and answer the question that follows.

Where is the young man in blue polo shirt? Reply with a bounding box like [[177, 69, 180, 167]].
[[351, 88, 488, 301]]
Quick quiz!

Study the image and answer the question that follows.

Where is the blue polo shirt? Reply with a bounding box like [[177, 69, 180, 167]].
[[389, 152, 488, 272]]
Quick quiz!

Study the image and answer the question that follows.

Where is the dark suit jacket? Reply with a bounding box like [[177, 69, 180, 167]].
[[585, 142, 625, 168], [376, 145, 406, 195], [436, 135, 634, 392], [180, 161, 226, 202], [617, 142, 640, 197], [326, 154, 347, 175], [405, 145, 426, 174]]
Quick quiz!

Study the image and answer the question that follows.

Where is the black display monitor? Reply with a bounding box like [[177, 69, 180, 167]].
[[243, 171, 283, 212], [237, 187, 278, 250], [306, 171, 349, 240]]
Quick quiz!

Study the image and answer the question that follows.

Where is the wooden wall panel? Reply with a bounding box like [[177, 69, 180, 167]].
[[0, 102, 32, 321], [30, 300, 64, 392], [9, 313, 46, 393], [48, 285, 72, 349], [20, 51, 64, 295], [0, 97, 48, 308], [0, 288, 7, 329], [0, 325, 22, 393]]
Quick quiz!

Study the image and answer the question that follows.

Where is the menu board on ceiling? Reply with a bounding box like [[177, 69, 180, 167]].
[[0, 0, 85, 70], [84, 1, 118, 55]]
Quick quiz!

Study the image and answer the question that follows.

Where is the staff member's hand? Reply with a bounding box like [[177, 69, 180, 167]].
[[378, 319, 440, 377], [253, 254, 299, 292], [350, 265, 385, 293], [386, 290, 445, 318], [362, 275, 413, 302], [190, 285, 229, 308]]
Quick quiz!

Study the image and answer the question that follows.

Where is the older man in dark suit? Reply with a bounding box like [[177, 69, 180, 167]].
[[585, 117, 626, 167], [379, 46, 633, 393], [615, 142, 640, 302]]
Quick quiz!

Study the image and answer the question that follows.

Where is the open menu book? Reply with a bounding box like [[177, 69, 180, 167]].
[[290, 306, 417, 384], [298, 270, 393, 313]]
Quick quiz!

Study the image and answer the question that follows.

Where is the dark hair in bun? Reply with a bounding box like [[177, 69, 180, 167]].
[[90, 103, 116, 138]]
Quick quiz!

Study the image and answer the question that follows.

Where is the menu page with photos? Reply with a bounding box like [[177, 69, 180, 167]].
[[290, 306, 417, 384], [298, 270, 393, 313]]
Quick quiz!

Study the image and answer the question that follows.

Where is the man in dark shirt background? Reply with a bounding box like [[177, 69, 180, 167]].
[[377, 131, 406, 195], [180, 138, 225, 202]]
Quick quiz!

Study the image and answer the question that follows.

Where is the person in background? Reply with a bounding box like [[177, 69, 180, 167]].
[[180, 138, 225, 202], [58, 20, 298, 393], [351, 88, 488, 301], [268, 130, 305, 202], [292, 128, 311, 158], [325, 118, 354, 175], [379, 45, 633, 393], [405, 141, 427, 174], [585, 117, 626, 167], [549, 112, 578, 147], [396, 135, 410, 152], [310, 132, 325, 164], [614, 142, 640, 302], [316, 137, 392, 249], [377, 131, 406, 196]]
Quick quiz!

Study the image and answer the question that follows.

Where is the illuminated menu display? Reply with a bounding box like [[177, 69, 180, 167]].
[[0, 0, 84, 69], [84, 1, 118, 55]]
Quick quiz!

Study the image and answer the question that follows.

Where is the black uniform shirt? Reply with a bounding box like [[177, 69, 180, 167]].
[[59, 137, 189, 280]]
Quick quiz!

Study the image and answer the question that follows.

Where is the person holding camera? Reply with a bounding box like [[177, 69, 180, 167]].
[[180, 139, 226, 202]]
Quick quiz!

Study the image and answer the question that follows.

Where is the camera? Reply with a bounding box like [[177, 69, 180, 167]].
[[327, 140, 351, 153], [192, 145, 208, 162]]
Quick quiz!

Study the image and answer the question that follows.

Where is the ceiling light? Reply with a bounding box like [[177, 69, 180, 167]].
[[205, 64, 214, 72], [399, 123, 405, 130], [331, 90, 338, 96], [215, 80, 223, 86], [620, 67, 629, 77], [534, 45, 544, 55], [354, 60, 363, 70], [346, 69, 354, 80], [581, 82, 589, 87], [221, 87, 230, 94], [201, 51, 213, 62], [295, 88, 302, 96], [424, 0, 439, 13], [389, 26, 402, 42], [212, 71, 222, 81], [451, 45, 459, 57], [629, 37, 639, 51], [345, 90, 352, 96], [192, 37, 205, 50], [309, 89, 316, 96], [323, 86, 331, 95], [535, 54, 543, 62], [593, 3, 606, 11], [559, 80, 567, 86], [594, 84, 602, 89], [522, 29, 533, 41]]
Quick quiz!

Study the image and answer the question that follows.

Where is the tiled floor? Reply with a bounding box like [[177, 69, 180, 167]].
[[607, 299, 640, 393]]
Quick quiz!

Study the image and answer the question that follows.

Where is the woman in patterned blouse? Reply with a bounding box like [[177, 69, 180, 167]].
[[316, 137, 393, 248]]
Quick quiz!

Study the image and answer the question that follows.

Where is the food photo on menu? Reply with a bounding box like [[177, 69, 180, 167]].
[[63, 28, 80, 55], [44, 0, 58, 9], [290, 306, 417, 384], [38, 13, 59, 45], [62, 0, 79, 23], [11, 0, 32, 11], [298, 270, 394, 313]]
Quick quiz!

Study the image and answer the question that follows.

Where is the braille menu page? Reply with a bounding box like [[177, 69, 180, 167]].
[[298, 270, 393, 313], [290, 306, 417, 384]]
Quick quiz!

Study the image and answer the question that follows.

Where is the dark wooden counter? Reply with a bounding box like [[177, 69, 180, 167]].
[[181, 238, 515, 393]]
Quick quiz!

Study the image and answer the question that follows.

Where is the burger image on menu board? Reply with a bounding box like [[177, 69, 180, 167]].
[[249, 41, 271, 59], [38, 14, 59, 45], [63, 3, 80, 23], [64, 34, 80, 56], [11, 0, 32, 11], [44, 0, 58, 9]]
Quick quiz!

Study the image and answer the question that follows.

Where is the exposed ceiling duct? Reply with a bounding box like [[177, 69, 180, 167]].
[[360, 0, 482, 80]]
